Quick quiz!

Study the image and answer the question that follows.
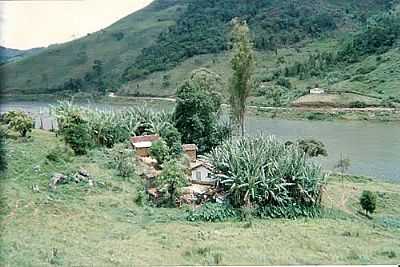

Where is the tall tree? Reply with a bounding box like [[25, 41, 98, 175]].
[[174, 68, 229, 153], [229, 19, 255, 136]]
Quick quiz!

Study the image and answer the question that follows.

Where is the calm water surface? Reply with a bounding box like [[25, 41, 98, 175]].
[[1, 100, 399, 181]]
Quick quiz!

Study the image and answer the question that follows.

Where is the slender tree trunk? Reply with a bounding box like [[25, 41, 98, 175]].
[[240, 109, 245, 136]]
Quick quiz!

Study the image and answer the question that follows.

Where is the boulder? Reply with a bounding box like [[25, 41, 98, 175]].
[[49, 173, 67, 190]]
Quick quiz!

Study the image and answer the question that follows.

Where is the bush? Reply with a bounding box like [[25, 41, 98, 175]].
[[3, 111, 34, 137], [206, 136, 325, 211], [150, 140, 170, 165], [46, 145, 74, 163], [156, 160, 188, 207], [187, 203, 238, 222], [296, 139, 328, 158], [60, 112, 93, 155], [276, 78, 292, 89], [109, 143, 136, 178], [349, 101, 368, 108], [360, 190, 377, 216]]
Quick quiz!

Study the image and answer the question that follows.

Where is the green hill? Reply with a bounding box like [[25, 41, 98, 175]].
[[0, 46, 43, 64], [1, 0, 399, 106]]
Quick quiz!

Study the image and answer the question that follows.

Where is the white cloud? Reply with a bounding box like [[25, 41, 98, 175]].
[[0, 0, 153, 49]]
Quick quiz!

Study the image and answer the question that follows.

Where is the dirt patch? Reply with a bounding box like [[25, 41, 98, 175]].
[[291, 93, 380, 108]]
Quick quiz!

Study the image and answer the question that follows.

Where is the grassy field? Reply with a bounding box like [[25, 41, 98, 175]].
[[1, 129, 400, 265]]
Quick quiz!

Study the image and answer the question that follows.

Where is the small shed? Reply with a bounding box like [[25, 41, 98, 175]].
[[130, 135, 160, 157], [310, 87, 325, 94], [182, 144, 198, 162], [190, 160, 215, 185]]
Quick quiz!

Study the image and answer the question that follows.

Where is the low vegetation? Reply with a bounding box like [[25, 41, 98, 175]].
[[1, 129, 399, 265]]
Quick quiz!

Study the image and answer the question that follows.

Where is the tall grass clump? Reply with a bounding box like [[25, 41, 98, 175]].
[[205, 136, 326, 218]]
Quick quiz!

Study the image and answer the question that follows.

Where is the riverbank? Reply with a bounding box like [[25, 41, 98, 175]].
[[3, 95, 400, 122], [249, 106, 400, 122], [1, 129, 399, 265]]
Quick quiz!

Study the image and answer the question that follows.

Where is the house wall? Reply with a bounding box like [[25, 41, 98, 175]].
[[185, 150, 197, 162], [191, 166, 214, 184]]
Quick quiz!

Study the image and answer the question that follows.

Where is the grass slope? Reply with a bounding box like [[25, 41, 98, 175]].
[[0, 1, 185, 95], [1, 129, 399, 265]]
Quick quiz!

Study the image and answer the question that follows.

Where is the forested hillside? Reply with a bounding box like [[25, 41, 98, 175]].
[[0, 46, 43, 64], [1, 0, 399, 104]]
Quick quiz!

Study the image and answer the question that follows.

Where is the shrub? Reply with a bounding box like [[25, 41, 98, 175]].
[[187, 203, 238, 222], [296, 139, 328, 158], [109, 143, 136, 178], [305, 112, 326, 120], [156, 160, 188, 207], [349, 101, 368, 108], [46, 145, 74, 163], [4, 111, 34, 137], [150, 140, 170, 165], [360, 190, 377, 216], [60, 112, 93, 155], [276, 78, 292, 89], [205, 136, 325, 212]]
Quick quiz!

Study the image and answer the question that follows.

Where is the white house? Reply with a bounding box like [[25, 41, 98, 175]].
[[190, 160, 215, 185], [310, 87, 325, 94]]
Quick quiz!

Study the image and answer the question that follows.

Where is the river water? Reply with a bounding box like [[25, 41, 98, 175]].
[[1, 100, 399, 181]]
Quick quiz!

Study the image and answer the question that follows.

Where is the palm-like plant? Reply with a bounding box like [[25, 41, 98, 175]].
[[205, 136, 325, 209]]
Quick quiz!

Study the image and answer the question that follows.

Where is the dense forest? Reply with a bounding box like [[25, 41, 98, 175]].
[[122, 0, 396, 81]]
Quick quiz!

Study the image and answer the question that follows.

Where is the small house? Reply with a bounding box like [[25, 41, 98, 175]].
[[130, 135, 160, 157], [182, 144, 198, 162], [310, 87, 325, 94], [190, 160, 215, 185]]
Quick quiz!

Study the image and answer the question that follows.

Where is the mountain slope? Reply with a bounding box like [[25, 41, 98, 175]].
[[0, 0, 398, 100], [0, 46, 43, 64], [0, 0, 185, 95]]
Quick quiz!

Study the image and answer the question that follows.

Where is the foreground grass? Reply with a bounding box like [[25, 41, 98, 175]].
[[1, 130, 399, 265]]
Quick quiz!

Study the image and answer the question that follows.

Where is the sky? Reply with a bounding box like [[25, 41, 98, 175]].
[[0, 0, 153, 50]]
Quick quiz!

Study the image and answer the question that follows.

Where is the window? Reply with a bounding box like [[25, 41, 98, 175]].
[[196, 171, 201, 180]]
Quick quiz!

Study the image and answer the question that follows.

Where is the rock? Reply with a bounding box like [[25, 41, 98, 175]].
[[32, 184, 40, 193], [33, 165, 41, 173], [49, 173, 67, 190], [78, 168, 90, 177]]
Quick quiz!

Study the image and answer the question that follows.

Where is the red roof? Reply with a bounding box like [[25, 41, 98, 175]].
[[131, 135, 160, 144]]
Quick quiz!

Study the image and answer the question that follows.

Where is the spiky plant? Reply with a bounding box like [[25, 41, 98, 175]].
[[205, 136, 326, 211]]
